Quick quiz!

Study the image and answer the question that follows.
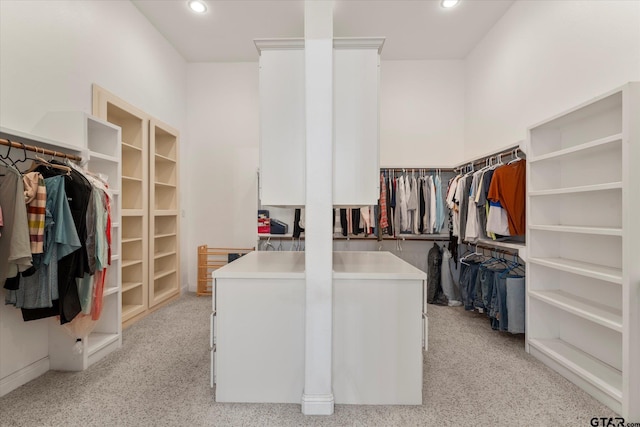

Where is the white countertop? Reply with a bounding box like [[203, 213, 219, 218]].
[[213, 251, 425, 281], [333, 251, 426, 280], [213, 251, 305, 279]]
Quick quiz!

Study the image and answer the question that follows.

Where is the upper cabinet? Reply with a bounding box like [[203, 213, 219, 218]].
[[333, 38, 383, 207], [255, 37, 384, 208], [256, 39, 306, 207]]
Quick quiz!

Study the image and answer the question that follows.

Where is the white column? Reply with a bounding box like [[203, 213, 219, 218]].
[[301, 0, 335, 416]]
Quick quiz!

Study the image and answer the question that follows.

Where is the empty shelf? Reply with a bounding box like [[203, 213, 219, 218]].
[[122, 304, 144, 319], [529, 182, 622, 196], [103, 286, 119, 297], [154, 251, 176, 260], [122, 175, 143, 182], [155, 153, 176, 162], [528, 257, 622, 284], [155, 269, 176, 281], [122, 259, 143, 268], [122, 209, 144, 217], [89, 151, 119, 163], [122, 142, 142, 152], [155, 233, 177, 239], [122, 237, 143, 244], [529, 225, 622, 236], [122, 281, 143, 293], [154, 210, 178, 216], [153, 287, 178, 302], [529, 290, 622, 332], [530, 134, 622, 163], [87, 333, 120, 356], [154, 182, 176, 188], [528, 338, 622, 401]]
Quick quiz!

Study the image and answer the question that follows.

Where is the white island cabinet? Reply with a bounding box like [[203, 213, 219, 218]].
[[211, 251, 426, 405]]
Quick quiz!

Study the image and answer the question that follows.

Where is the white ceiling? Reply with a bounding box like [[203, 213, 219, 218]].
[[132, 0, 515, 62]]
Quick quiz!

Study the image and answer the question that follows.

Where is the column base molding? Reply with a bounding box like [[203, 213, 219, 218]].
[[301, 392, 335, 415]]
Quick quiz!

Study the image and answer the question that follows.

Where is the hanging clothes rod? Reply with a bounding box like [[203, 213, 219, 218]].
[[464, 242, 519, 258], [380, 167, 456, 172], [454, 144, 524, 173], [0, 138, 82, 162]]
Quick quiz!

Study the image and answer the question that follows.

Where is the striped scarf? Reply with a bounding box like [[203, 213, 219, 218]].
[[23, 172, 46, 254]]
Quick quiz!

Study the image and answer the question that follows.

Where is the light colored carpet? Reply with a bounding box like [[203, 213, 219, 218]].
[[0, 293, 614, 426]]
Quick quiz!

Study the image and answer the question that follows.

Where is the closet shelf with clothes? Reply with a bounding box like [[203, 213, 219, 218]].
[[334, 168, 457, 240], [448, 144, 526, 254]]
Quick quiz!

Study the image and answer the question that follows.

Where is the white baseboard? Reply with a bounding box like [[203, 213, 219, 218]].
[[301, 393, 335, 415], [0, 357, 49, 397]]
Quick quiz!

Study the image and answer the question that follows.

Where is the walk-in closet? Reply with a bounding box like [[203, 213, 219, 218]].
[[1, 0, 638, 425]]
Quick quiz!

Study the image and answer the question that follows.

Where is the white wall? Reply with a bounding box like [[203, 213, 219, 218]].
[[0, 0, 187, 387], [464, 0, 640, 159], [185, 63, 260, 291], [380, 60, 465, 167], [0, 0, 188, 284]]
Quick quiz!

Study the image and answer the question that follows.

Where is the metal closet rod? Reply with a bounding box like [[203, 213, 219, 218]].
[[455, 145, 523, 172], [380, 167, 456, 172], [0, 138, 83, 162], [464, 242, 519, 257]]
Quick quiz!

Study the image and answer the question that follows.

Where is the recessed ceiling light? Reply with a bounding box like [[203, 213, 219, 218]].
[[441, 0, 460, 8], [188, 0, 207, 13]]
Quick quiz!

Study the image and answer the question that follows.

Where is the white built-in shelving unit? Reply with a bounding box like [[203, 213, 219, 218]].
[[526, 83, 639, 420]]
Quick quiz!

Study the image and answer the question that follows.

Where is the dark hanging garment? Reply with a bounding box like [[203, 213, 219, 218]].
[[419, 179, 425, 233], [352, 208, 361, 235], [340, 209, 348, 236], [427, 243, 448, 305], [293, 208, 305, 238]]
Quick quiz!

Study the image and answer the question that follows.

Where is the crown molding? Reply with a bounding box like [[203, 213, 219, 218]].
[[254, 38, 305, 54]]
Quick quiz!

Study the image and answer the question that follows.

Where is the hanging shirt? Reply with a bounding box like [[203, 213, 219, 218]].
[[486, 200, 511, 236], [487, 161, 526, 235], [23, 172, 46, 254], [458, 174, 473, 241], [422, 177, 431, 234], [434, 174, 444, 234], [408, 176, 419, 234], [0, 165, 32, 285], [418, 178, 425, 233], [465, 170, 484, 242], [429, 176, 437, 233], [78, 184, 104, 314], [397, 176, 408, 232], [360, 206, 372, 234]]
